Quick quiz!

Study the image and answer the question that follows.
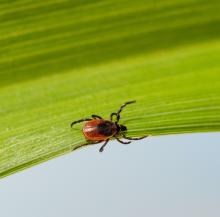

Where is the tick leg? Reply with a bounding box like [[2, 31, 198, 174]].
[[73, 141, 103, 151], [99, 139, 110, 152], [92, 115, 103, 119], [116, 138, 131, 144], [122, 134, 148, 140], [70, 118, 92, 127], [114, 100, 136, 123], [110, 112, 117, 121]]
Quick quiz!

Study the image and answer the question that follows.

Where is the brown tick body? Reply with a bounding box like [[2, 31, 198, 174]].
[[71, 101, 148, 152], [83, 119, 117, 141]]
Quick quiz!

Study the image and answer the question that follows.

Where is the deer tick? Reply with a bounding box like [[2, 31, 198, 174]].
[[71, 100, 148, 152]]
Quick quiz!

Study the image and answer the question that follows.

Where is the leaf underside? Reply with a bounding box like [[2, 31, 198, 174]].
[[0, 0, 220, 178]]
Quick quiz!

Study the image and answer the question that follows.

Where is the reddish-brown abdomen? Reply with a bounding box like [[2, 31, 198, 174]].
[[83, 119, 117, 141]]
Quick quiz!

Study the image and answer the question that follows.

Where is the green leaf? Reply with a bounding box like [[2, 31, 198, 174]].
[[1, 0, 220, 178]]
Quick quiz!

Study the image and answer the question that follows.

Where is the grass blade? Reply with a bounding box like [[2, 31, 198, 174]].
[[0, 0, 220, 178]]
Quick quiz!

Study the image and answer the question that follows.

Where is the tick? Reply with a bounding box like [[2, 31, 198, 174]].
[[71, 100, 148, 152]]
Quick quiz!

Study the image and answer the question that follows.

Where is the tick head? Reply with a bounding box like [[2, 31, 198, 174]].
[[120, 124, 127, 132]]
